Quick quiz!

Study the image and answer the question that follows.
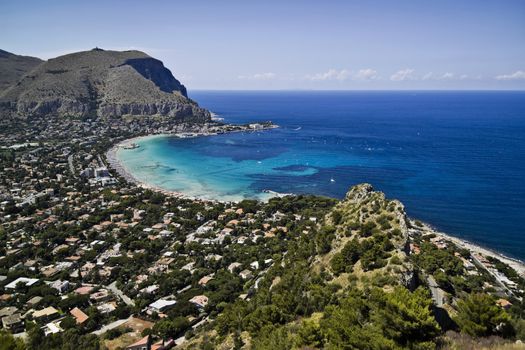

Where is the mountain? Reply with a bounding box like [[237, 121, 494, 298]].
[[0, 49, 43, 93], [0, 48, 210, 121]]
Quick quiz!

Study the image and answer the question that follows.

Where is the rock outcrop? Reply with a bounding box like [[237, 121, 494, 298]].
[[0, 48, 209, 122], [320, 183, 416, 289]]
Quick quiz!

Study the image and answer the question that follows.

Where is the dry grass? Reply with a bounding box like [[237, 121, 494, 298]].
[[103, 317, 154, 350], [122, 317, 154, 333], [440, 331, 525, 350]]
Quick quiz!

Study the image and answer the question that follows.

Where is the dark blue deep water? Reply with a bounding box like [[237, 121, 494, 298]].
[[187, 91, 525, 260]]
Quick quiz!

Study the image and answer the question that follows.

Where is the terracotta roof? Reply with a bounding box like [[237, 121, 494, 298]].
[[70, 307, 89, 324], [74, 286, 94, 295], [496, 298, 513, 308], [127, 335, 150, 347]]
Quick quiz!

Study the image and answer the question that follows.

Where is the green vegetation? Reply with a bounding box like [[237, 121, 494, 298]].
[[455, 293, 514, 338], [331, 233, 394, 274], [0, 330, 25, 350]]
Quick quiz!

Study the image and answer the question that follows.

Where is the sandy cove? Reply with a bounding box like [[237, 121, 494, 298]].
[[105, 127, 277, 203]]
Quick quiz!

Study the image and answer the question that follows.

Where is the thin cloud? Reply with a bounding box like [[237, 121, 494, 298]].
[[306, 68, 378, 81], [495, 70, 525, 80], [439, 72, 454, 80], [422, 72, 434, 80], [422, 72, 463, 80], [354, 68, 378, 81], [390, 68, 416, 81], [306, 69, 351, 81], [238, 72, 276, 80]]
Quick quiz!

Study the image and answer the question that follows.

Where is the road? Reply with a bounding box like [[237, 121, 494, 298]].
[[91, 316, 132, 336], [106, 281, 135, 306], [67, 154, 75, 175], [470, 254, 516, 299], [427, 275, 445, 307]]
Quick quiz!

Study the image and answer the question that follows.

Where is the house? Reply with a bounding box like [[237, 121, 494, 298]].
[[26, 296, 43, 307], [227, 219, 239, 227], [159, 230, 173, 238], [74, 285, 94, 295], [32, 306, 59, 322], [133, 209, 146, 221], [239, 269, 253, 280], [70, 307, 89, 324], [97, 302, 117, 314], [148, 299, 177, 314], [94, 167, 110, 178], [125, 335, 152, 350], [189, 295, 208, 309], [496, 298, 513, 310], [220, 227, 234, 236], [52, 244, 70, 255], [5, 277, 39, 289], [198, 276, 213, 286], [0, 306, 18, 318], [228, 262, 242, 273], [409, 243, 421, 255], [42, 321, 62, 336], [50, 280, 69, 294], [139, 285, 159, 295], [90, 289, 112, 303], [125, 335, 173, 350], [2, 313, 24, 333]]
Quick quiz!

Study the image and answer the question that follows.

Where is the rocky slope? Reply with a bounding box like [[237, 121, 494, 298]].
[[0, 48, 210, 121], [0, 49, 43, 93], [316, 183, 415, 288]]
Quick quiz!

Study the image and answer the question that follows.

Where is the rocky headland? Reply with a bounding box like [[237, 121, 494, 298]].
[[0, 48, 210, 122]]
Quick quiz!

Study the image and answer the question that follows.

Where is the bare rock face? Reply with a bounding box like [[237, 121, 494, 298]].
[[0, 48, 210, 122]]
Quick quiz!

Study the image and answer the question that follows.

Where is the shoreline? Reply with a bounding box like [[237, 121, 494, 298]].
[[412, 220, 525, 277], [106, 135, 208, 202], [106, 131, 525, 276], [105, 124, 281, 204]]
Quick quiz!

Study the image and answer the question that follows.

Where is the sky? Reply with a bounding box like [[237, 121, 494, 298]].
[[1, 0, 524, 90]]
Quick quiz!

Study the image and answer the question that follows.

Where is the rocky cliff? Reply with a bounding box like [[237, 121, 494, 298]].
[[0, 48, 210, 121]]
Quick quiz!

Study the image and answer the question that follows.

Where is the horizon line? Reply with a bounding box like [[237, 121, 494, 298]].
[[189, 88, 525, 92]]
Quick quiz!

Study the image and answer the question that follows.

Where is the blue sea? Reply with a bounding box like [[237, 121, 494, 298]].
[[117, 91, 525, 260]]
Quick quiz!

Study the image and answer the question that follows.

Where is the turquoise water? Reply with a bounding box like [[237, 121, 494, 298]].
[[117, 91, 525, 260]]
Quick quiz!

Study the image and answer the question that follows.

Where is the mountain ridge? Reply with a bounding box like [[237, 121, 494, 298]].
[[0, 48, 209, 122], [0, 49, 43, 93]]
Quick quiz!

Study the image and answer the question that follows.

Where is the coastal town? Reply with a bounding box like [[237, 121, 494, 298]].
[[1, 113, 524, 349], [0, 115, 329, 349]]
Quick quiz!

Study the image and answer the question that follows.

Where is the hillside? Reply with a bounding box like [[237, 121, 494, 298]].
[[0, 49, 43, 93], [175, 184, 524, 350], [0, 48, 210, 121]]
